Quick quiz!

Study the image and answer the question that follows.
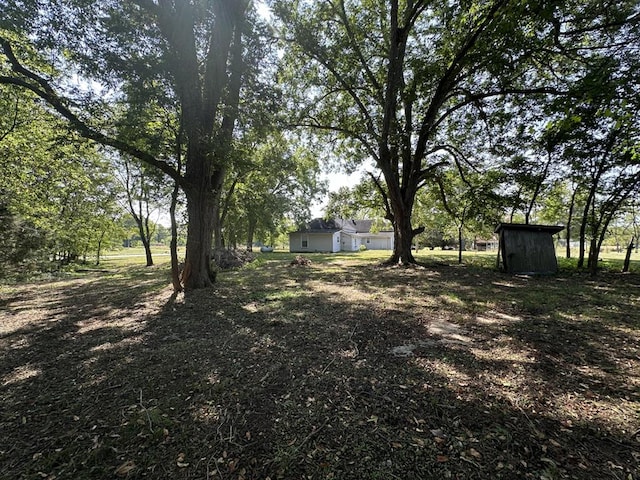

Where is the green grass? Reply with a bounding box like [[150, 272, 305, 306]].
[[261, 247, 640, 273], [96, 246, 181, 268], [1, 248, 639, 480], [93, 241, 640, 272]]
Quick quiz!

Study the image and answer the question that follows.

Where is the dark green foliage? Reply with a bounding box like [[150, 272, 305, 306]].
[[0, 199, 48, 277], [0, 1, 265, 289], [273, 0, 640, 266]]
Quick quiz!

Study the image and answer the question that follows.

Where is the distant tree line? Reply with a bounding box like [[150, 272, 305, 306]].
[[1, 1, 638, 284]]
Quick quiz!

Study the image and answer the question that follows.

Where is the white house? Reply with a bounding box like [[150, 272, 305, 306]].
[[289, 218, 394, 253]]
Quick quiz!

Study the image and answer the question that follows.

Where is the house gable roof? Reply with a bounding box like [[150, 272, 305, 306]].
[[292, 218, 386, 234], [337, 219, 373, 233], [295, 218, 342, 233]]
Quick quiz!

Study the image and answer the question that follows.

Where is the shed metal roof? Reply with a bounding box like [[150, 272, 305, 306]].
[[494, 223, 564, 235]]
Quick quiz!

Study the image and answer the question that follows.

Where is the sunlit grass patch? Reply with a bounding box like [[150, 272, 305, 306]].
[[97, 246, 178, 268], [1, 247, 639, 480]]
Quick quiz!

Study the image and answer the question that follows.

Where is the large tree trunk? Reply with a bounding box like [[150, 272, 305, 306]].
[[165, 0, 245, 289], [391, 218, 415, 264], [181, 186, 216, 290], [388, 197, 416, 265], [384, 169, 427, 265]]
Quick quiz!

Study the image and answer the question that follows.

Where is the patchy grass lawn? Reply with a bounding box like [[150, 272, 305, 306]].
[[1, 253, 638, 480]]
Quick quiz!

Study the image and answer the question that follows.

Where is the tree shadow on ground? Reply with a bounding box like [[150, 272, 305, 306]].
[[0, 258, 638, 479]]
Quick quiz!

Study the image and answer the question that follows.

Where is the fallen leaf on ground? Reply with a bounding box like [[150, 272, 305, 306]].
[[115, 460, 136, 476], [411, 437, 425, 447], [468, 448, 481, 459], [177, 452, 189, 467]]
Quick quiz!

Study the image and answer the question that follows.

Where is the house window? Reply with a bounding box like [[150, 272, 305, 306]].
[[366, 238, 371, 244], [301, 234, 308, 248]]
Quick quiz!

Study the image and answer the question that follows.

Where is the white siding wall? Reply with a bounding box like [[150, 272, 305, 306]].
[[341, 233, 359, 251], [363, 234, 394, 250], [331, 232, 341, 252], [289, 232, 340, 252], [291, 231, 394, 252]]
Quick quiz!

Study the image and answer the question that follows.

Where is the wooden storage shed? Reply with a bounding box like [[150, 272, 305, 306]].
[[495, 223, 564, 274]]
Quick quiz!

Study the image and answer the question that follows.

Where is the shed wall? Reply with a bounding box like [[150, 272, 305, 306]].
[[502, 230, 558, 274]]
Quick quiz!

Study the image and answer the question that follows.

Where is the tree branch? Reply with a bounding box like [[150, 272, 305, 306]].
[[434, 174, 455, 218], [558, 11, 640, 37], [414, 0, 509, 159], [417, 160, 449, 184], [334, 0, 383, 104], [0, 38, 182, 185], [432, 86, 570, 134], [0, 91, 20, 142], [308, 46, 378, 139], [289, 120, 380, 164], [367, 171, 393, 221]]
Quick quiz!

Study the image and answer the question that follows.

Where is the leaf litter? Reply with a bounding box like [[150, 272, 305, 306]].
[[0, 258, 638, 479]]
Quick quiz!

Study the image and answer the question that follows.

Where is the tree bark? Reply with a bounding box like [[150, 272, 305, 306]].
[[140, 230, 154, 267], [95, 230, 106, 266], [623, 237, 634, 273], [246, 215, 257, 252], [388, 204, 416, 264], [169, 179, 182, 293], [587, 236, 599, 275], [182, 186, 216, 289], [577, 191, 595, 269], [565, 186, 577, 258]]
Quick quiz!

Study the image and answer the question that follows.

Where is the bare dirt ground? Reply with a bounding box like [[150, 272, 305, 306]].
[[1, 256, 639, 479]]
